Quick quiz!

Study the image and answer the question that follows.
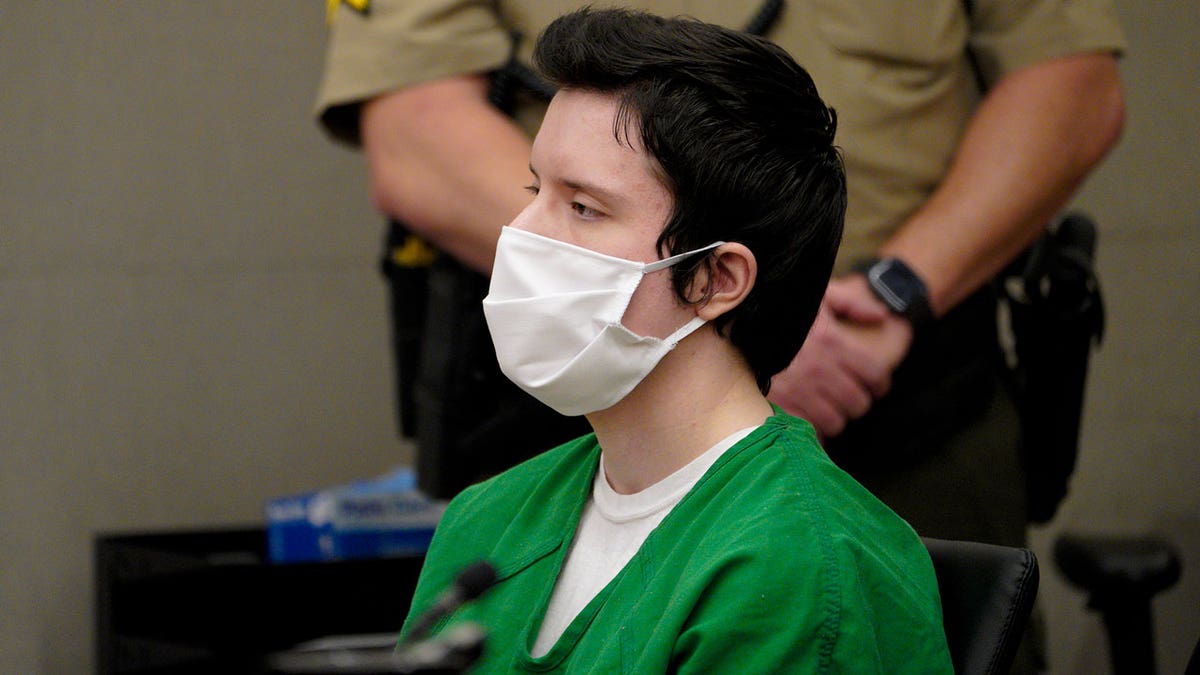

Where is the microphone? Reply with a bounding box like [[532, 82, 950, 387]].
[[267, 561, 498, 674], [401, 561, 498, 645]]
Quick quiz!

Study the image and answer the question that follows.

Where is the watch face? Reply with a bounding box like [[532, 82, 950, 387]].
[[869, 260, 917, 313], [867, 258, 930, 323]]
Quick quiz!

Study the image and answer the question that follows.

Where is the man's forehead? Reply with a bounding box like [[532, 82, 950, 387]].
[[531, 91, 661, 199]]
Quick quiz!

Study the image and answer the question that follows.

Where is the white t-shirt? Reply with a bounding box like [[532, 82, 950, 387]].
[[531, 426, 758, 656]]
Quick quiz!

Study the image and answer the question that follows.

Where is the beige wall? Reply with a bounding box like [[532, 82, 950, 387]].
[[0, 4, 401, 671], [0, 2, 1195, 673]]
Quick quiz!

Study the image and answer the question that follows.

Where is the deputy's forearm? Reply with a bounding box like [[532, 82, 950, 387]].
[[361, 74, 535, 275], [879, 53, 1125, 316]]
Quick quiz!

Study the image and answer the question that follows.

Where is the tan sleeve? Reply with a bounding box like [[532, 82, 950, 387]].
[[968, 0, 1127, 86], [314, 0, 513, 145]]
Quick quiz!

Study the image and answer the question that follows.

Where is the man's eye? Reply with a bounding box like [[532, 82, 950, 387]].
[[571, 202, 601, 218], [524, 184, 540, 195]]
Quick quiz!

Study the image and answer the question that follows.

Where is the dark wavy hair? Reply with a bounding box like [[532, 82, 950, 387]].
[[533, 8, 846, 392]]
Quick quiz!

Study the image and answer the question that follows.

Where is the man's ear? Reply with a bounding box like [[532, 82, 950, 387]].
[[696, 243, 756, 322]]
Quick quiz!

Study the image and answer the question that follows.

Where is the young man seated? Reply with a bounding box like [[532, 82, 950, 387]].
[[398, 8, 953, 673]]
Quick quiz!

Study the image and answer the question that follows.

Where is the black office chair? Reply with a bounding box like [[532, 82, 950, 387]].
[[1054, 532, 1183, 675], [923, 537, 1040, 675]]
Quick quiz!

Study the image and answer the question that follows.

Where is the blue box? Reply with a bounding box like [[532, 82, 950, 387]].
[[266, 467, 446, 563]]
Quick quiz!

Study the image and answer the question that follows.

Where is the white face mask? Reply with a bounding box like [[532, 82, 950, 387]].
[[483, 227, 724, 417]]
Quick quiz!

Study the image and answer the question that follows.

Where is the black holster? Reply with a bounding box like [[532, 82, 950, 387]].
[[999, 212, 1105, 523]]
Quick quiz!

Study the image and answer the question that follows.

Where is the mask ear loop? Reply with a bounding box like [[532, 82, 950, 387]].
[[632, 242, 726, 345], [614, 242, 728, 330], [660, 315, 710, 348], [644, 241, 727, 312], [642, 241, 726, 273]]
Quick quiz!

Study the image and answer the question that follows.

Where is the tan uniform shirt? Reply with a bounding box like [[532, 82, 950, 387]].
[[316, 0, 1125, 269]]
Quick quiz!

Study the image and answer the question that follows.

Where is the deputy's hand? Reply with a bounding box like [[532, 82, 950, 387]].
[[768, 275, 915, 439]]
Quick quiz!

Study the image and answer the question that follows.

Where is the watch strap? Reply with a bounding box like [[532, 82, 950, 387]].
[[855, 257, 933, 330]]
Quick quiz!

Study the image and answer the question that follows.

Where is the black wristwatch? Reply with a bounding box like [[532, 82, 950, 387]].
[[856, 257, 933, 330]]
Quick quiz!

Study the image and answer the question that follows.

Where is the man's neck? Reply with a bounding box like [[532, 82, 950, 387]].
[[586, 336, 772, 494]]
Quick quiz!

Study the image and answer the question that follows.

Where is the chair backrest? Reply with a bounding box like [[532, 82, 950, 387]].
[[923, 537, 1040, 675]]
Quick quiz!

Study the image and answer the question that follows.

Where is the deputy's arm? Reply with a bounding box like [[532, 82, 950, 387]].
[[360, 74, 534, 274], [771, 53, 1124, 436], [879, 52, 1125, 315]]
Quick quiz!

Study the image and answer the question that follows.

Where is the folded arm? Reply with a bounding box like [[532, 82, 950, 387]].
[[360, 74, 535, 274]]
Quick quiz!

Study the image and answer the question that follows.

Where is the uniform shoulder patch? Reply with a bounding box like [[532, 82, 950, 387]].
[[326, 0, 370, 25]]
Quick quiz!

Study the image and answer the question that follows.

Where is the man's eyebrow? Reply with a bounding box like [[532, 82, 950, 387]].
[[562, 177, 624, 206], [527, 165, 626, 206]]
